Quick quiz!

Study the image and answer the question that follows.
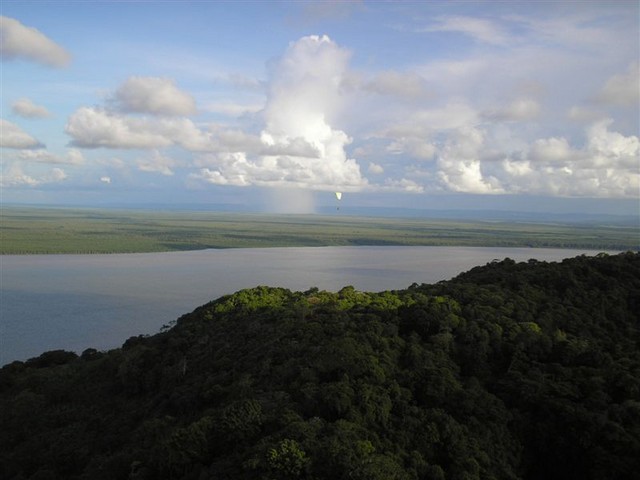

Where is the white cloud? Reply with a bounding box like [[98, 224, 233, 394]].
[[436, 127, 504, 194], [49, 167, 67, 182], [424, 16, 509, 46], [387, 139, 437, 161], [260, 136, 321, 158], [384, 101, 479, 139], [0, 164, 67, 187], [111, 76, 197, 116], [190, 153, 252, 186], [501, 158, 533, 179], [192, 144, 363, 191], [382, 177, 424, 193], [137, 150, 179, 176], [206, 126, 265, 154], [66, 107, 173, 149], [483, 98, 541, 122], [597, 62, 640, 107], [352, 68, 635, 199], [198, 35, 367, 192], [0, 119, 44, 149], [16, 148, 84, 165], [100, 176, 112, 184], [586, 118, 639, 168], [410, 9, 635, 126], [368, 162, 384, 174], [263, 35, 349, 135], [529, 137, 575, 164], [65, 107, 214, 150], [65, 104, 323, 156], [11, 98, 51, 118], [0, 164, 39, 186], [378, 102, 477, 162], [0, 16, 71, 67], [5, 8, 636, 203], [497, 119, 639, 197], [363, 8, 637, 199]]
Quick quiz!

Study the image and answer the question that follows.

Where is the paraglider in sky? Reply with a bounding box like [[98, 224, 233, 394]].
[[335, 191, 342, 211]]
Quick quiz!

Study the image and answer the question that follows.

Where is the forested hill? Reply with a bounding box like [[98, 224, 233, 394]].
[[1, 253, 639, 480]]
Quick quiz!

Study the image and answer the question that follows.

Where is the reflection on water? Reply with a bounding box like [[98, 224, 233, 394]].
[[0, 246, 611, 364]]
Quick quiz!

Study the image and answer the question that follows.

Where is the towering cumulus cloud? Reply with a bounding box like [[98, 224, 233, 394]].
[[195, 35, 366, 198], [260, 35, 364, 189]]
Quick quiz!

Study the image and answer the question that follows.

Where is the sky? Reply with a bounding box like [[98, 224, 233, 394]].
[[1, 0, 638, 215]]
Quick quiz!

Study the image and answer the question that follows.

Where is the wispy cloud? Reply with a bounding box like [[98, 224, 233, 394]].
[[423, 15, 510, 45]]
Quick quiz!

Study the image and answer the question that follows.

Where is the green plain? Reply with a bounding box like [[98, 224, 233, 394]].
[[1, 206, 637, 254]]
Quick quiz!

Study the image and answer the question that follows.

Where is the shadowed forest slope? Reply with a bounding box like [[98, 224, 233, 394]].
[[1, 252, 639, 480]]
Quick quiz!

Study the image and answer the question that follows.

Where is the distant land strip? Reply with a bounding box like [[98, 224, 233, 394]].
[[1, 206, 638, 254]]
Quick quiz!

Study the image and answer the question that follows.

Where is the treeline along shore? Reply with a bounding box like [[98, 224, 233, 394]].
[[1, 206, 638, 253], [1, 252, 639, 479]]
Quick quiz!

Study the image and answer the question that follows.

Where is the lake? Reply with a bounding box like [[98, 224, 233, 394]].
[[0, 246, 612, 365]]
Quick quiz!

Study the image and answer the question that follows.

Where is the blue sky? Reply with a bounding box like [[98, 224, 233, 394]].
[[1, 1, 638, 215]]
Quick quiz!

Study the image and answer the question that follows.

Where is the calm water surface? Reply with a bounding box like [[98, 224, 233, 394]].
[[0, 246, 610, 364]]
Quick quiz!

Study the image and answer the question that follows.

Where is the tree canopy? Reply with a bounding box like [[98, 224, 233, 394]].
[[1, 252, 639, 479]]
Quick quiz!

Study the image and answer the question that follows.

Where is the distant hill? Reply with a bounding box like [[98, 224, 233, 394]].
[[1, 252, 639, 480]]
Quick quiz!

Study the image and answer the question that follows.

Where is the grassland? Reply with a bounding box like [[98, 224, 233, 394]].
[[1, 206, 637, 254]]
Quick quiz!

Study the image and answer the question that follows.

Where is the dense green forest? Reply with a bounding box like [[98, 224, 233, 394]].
[[1, 252, 639, 479], [2, 206, 637, 253]]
